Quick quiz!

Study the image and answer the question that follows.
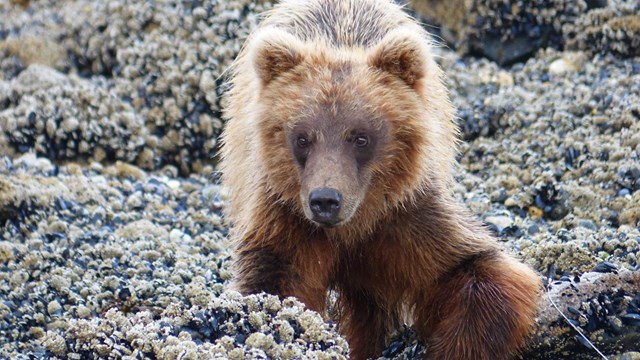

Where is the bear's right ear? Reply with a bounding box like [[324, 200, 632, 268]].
[[250, 28, 306, 85], [368, 29, 428, 88]]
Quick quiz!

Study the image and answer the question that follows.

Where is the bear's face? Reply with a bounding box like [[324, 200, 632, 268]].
[[250, 28, 433, 229], [284, 85, 390, 227]]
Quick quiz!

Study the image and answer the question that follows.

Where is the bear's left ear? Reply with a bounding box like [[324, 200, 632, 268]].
[[250, 27, 306, 85], [368, 29, 428, 88]]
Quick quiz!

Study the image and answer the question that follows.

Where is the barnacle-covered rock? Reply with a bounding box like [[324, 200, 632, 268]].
[[407, 0, 617, 65], [0, 0, 271, 174], [0, 65, 146, 164], [0, 154, 229, 358], [408, 0, 593, 65], [46, 293, 348, 359], [564, 0, 640, 57], [522, 271, 640, 359]]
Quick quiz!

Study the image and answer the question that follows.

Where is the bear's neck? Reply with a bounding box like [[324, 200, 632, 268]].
[[319, 187, 499, 288], [327, 186, 496, 256]]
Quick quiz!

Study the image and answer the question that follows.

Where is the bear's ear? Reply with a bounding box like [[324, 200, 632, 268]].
[[251, 28, 306, 85], [368, 29, 427, 87]]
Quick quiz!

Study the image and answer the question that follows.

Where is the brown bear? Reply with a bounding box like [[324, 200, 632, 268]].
[[220, 0, 542, 359]]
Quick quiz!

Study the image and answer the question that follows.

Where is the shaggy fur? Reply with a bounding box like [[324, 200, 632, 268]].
[[220, 0, 542, 359]]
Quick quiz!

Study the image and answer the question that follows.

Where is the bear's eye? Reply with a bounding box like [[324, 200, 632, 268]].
[[353, 135, 369, 148], [296, 136, 310, 148]]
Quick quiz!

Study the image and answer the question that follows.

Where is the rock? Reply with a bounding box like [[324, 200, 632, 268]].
[[407, 0, 587, 65], [167, 179, 181, 190], [564, 1, 640, 57], [10, 64, 69, 93], [410, 0, 635, 65], [485, 215, 514, 233], [592, 261, 619, 273], [490, 189, 508, 203], [1, 70, 147, 165], [1, 34, 67, 70], [578, 219, 598, 230], [528, 224, 540, 235], [496, 71, 514, 87], [46, 300, 62, 317], [618, 188, 631, 197], [522, 271, 640, 359], [549, 58, 578, 75], [169, 228, 190, 243], [13, 153, 54, 174], [534, 184, 570, 221], [57, 293, 349, 359], [473, 33, 547, 67], [0, 0, 270, 174], [0, 80, 9, 102]]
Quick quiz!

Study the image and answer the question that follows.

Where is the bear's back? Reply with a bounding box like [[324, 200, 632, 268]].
[[260, 0, 419, 48]]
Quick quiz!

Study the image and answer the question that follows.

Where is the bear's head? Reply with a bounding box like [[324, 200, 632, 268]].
[[248, 27, 457, 231]]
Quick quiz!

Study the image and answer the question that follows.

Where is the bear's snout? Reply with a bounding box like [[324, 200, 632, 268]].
[[308, 188, 342, 226]]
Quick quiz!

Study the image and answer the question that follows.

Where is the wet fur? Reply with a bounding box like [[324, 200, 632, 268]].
[[220, 0, 542, 359]]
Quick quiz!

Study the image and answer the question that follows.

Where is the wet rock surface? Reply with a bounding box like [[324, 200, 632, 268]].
[[408, 0, 639, 65], [523, 271, 640, 359], [1, 0, 639, 359]]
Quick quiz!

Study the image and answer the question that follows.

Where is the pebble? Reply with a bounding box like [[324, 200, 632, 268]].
[[167, 179, 181, 190], [528, 224, 540, 235], [578, 219, 598, 231], [489, 189, 508, 203], [169, 229, 192, 243], [549, 58, 578, 75], [125, 192, 144, 209], [47, 301, 62, 317], [202, 185, 225, 208], [10, 64, 69, 92], [592, 261, 619, 273], [485, 216, 514, 233], [13, 152, 54, 174]]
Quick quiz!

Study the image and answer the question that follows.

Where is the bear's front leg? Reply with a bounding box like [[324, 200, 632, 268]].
[[337, 289, 399, 360], [234, 244, 290, 296], [233, 236, 337, 313], [415, 251, 541, 360]]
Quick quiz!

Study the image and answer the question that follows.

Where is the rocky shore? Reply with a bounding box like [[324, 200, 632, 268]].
[[1, 0, 639, 358]]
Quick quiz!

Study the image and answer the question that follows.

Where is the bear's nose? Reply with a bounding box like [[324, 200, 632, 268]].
[[309, 188, 342, 225]]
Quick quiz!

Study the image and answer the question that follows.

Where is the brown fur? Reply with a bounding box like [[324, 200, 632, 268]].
[[220, 0, 542, 359]]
